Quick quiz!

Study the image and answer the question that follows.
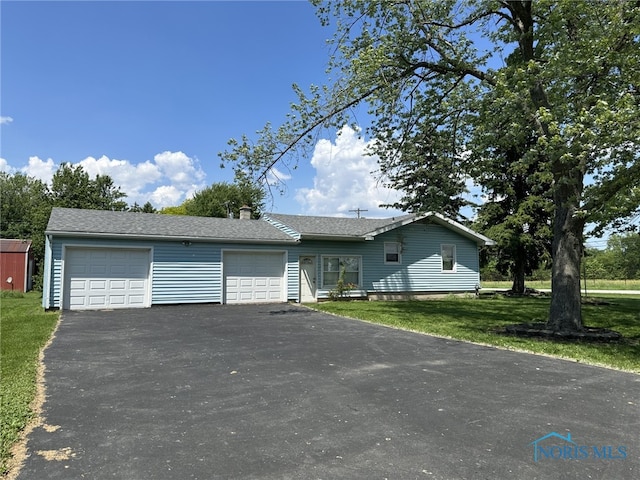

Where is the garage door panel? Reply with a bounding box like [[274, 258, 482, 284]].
[[128, 295, 145, 305], [64, 248, 150, 310], [88, 295, 107, 306], [224, 252, 285, 304], [90, 280, 107, 289], [109, 279, 126, 290], [110, 265, 127, 275], [130, 265, 147, 276], [109, 296, 126, 305], [91, 264, 107, 275]]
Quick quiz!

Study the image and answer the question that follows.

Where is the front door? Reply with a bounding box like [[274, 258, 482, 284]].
[[299, 256, 316, 302]]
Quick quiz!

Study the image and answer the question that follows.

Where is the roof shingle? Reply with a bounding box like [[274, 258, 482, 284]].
[[46, 208, 297, 243]]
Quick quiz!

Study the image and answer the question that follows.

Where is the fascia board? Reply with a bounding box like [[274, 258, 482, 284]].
[[45, 231, 300, 245], [363, 212, 496, 246]]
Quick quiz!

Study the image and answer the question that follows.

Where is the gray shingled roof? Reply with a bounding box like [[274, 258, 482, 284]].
[[266, 212, 495, 246], [265, 213, 415, 238], [46, 208, 298, 243]]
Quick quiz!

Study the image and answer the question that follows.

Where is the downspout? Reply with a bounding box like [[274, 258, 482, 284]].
[[42, 234, 52, 309], [23, 243, 30, 292]]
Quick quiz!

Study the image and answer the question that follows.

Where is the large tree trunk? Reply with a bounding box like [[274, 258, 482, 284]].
[[511, 243, 527, 294], [547, 183, 585, 332]]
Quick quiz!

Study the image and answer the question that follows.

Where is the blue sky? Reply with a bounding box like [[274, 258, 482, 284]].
[[1, 0, 406, 218]]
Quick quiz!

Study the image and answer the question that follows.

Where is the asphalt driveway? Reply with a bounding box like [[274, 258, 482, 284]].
[[18, 303, 639, 479]]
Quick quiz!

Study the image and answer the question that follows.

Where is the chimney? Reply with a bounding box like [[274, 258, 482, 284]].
[[239, 205, 252, 220]]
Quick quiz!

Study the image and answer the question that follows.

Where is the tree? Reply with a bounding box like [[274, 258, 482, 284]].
[[130, 201, 157, 213], [220, 0, 640, 332], [604, 233, 640, 281], [0, 172, 52, 283], [159, 204, 190, 215], [185, 182, 265, 219], [50, 163, 128, 211], [470, 78, 554, 293]]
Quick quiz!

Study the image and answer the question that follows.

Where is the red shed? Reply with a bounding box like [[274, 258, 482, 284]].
[[0, 239, 34, 292]]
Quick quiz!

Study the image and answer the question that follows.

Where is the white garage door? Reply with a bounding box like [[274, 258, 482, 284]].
[[63, 248, 151, 310], [224, 252, 285, 304]]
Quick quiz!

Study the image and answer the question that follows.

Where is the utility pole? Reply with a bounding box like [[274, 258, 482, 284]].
[[349, 208, 368, 218]]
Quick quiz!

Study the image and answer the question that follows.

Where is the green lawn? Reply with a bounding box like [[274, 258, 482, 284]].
[[309, 295, 640, 373], [481, 279, 640, 290], [1, 291, 59, 476]]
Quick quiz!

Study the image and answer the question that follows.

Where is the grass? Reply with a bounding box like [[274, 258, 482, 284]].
[[1, 291, 59, 476], [481, 278, 640, 290], [309, 294, 640, 373]]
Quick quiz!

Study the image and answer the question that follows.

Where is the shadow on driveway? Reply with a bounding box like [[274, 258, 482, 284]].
[[18, 303, 639, 479]]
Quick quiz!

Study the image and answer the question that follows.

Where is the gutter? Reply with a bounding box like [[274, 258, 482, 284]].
[[45, 231, 300, 245], [300, 234, 367, 242]]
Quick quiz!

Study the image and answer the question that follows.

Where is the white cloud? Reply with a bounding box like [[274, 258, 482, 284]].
[[154, 151, 206, 185], [1, 151, 207, 209], [295, 125, 404, 218], [0, 116, 13, 125], [0, 157, 15, 174], [265, 166, 292, 186], [22, 156, 57, 184], [78, 155, 163, 202], [149, 185, 184, 208]]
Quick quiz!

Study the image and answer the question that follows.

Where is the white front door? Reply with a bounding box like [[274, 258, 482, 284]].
[[299, 256, 316, 302]]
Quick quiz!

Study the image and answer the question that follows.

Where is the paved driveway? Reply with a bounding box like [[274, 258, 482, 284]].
[[18, 304, 639, 479]]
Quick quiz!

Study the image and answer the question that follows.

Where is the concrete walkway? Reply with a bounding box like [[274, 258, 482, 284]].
[[17, 304, 640, 479]]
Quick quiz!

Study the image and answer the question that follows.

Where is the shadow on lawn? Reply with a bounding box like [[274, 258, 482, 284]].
[[333, 295, 640, 344], [382, 296, 550, 325]]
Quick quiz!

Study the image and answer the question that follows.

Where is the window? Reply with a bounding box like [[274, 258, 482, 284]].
[[384, 242, 401, 264], [322, 256, 360, 288], [441, 244, 456, 272]]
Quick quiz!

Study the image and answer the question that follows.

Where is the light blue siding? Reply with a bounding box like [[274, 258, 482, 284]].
[[43, 220, 481, 308], [367, 223, 480, 293], [152, 242, 220, 304], [286, 222, 480, 300]]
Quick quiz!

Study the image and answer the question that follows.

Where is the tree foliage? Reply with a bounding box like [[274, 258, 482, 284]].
[[220, 0, 640, 332], [0, 172, 51, 279], [584, 233, 640, 281], [50, 163, 128, 211], [129, 201, 157, 213], [1, 164, 130, 289], [185, 182, 265, 219]]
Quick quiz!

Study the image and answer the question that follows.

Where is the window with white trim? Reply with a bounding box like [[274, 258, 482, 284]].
[[441, 244, 456, 272], [322, 256, 360, 288], [384, 242, 401, 264]]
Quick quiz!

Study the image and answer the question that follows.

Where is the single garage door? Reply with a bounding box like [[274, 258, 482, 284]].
[[224, 251, 285, 304], [63, 248, 151, 310]]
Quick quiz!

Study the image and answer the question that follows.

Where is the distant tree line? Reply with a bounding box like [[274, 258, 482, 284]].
[[482, 232, 640, 282], [0, 164, 263, 290]]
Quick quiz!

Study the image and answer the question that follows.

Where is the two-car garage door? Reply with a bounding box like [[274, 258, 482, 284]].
[[63, 248, 151, 310]]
